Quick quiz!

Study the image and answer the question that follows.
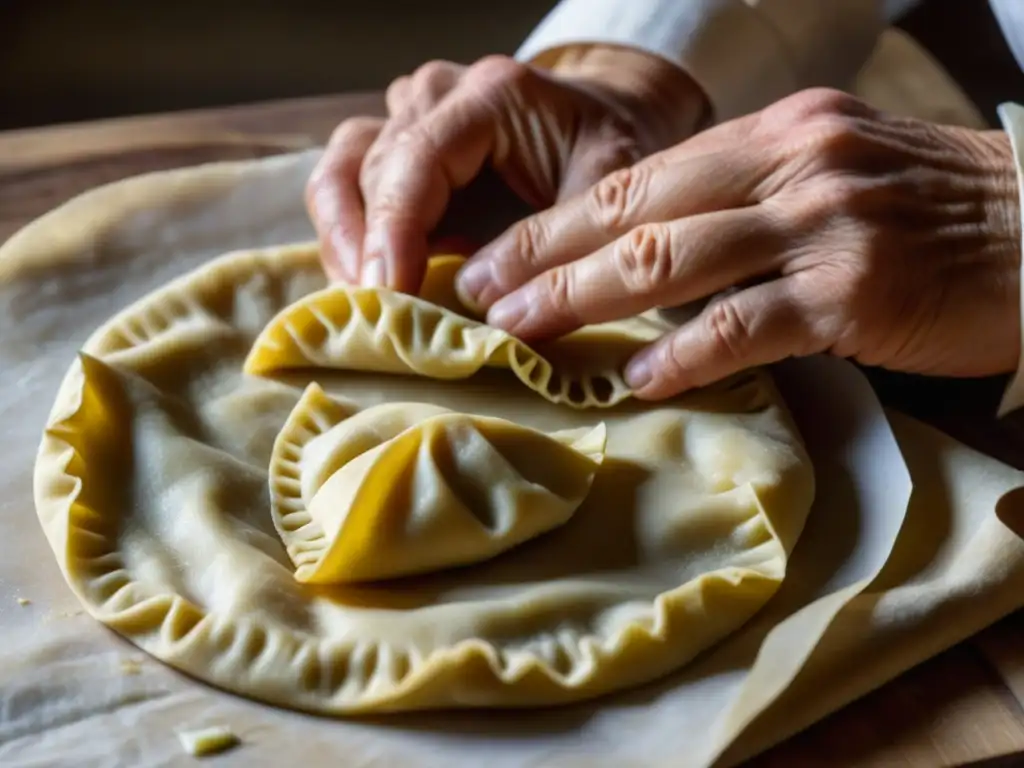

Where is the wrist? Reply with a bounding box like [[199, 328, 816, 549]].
[[543, 44, 710, 150]]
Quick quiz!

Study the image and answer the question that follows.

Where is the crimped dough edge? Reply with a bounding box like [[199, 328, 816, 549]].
[[243, 282, 633, 409], [270, 382, 610, 584], [33, 242, 811, 713]]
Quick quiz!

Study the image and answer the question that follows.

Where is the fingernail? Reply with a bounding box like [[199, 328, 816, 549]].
[[625, 353, 653, 390], [456, 260, 492, 308], [361, 258, 387, 288], [487, 291, 529, 332]]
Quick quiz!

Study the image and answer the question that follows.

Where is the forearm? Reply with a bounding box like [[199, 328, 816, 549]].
[[517, 0, 910, 123]]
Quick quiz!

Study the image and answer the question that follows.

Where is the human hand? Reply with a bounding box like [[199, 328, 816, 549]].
[[306, 46, 708, 293], [456, 88, 1022, 399]]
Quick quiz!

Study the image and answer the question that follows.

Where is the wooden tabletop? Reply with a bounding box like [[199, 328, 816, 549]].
[[3, 92, 1024, 768]]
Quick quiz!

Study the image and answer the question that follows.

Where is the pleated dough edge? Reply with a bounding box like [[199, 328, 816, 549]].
[[243, 284, 633, 409], [34, 352, 793, 713], [267, 382, 610, 583], [30, 242, 812, 713]]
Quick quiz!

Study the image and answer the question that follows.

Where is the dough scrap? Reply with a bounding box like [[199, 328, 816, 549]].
[[35, 242, 815, 713], [177, 725, 239, 757], [271, 383, 608, 583]]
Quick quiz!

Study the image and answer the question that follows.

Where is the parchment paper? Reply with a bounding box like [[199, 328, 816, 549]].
[[0, 28, 1022, 768]]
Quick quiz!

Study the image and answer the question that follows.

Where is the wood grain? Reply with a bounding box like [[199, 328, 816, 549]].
[[3, 92, 1024, 768], [750, 644, 1024, 767], [0, 93, 384, 243]]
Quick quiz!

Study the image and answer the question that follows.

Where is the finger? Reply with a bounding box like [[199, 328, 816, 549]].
[[485, 205, 785, 341], [386, 62, 466, 118], [385, 76, 412, 115], [456, 139, 770, 311], [359, 81, 505, 293], [305, 117, 384, 282], [624, 275, 829, 399], [381, 61, 468, 148], [407, 60, 465, 109], [371, 63, 469, 198]]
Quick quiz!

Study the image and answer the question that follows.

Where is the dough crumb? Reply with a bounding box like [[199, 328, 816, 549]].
[[120, 658, 143, 675], [177, 726, 239, 757], [16, 597, 31, 606]]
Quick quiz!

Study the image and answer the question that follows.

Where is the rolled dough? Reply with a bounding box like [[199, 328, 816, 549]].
[[33, 241, 814, 713]]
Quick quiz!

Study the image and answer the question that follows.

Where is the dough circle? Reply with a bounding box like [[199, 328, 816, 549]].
[[34, 242, 815, 714]]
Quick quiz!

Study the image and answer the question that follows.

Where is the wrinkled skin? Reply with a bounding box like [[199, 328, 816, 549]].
[[311, 50, 1022, 399], [466, 89, 1021, 398], [306, 50, 706, 293]]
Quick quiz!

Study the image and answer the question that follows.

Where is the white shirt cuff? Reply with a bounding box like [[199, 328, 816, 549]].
[[516, 0, 886, 124], [997, 101, 1024, 417], [515, 0, 798, 123]]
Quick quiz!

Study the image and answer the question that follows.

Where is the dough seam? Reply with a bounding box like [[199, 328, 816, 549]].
[[243, 284, 631, 410], [33, 245, 814, 713]]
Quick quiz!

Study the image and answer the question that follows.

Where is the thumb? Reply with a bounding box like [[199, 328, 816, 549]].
[[624, 277, 826, 399]]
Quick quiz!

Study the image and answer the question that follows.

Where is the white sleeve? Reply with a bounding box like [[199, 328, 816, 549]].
[[990, 0, 1024, 72], [997, 102, 1024, 416], [516, 0, 914, 122]]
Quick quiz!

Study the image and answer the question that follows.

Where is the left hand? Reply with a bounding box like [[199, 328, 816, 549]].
[[305, 48, 706, 292], [455, 88, 1022, 399]]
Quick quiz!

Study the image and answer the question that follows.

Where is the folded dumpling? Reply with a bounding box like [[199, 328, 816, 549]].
[[242, 268, 641, 409], [270, 383, 608, 583], [34, 234, 815, 715]]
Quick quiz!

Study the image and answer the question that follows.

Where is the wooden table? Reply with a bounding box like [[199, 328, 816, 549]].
[[3, 92, 1024, 768]]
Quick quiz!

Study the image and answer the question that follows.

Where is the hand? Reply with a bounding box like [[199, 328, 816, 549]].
[[306, 47, 708, 293], [457, 89, 1022, 399]]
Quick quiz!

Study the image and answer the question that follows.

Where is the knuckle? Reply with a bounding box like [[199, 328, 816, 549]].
[[798, 87, 862, 115], [785, 115, 864, 177], [764, 88, 868, 134], [541, 267, 576, 315], [783, 88, 863, 120], [615, 224, 674, 295], [704, 299, 753, 361], [807, 115, 860, 154], [468, 54, 529, 88], [329, 116, 380, 147], [512, 217, 548, 268], [414, 59, 454, 84], [587, 166, 648, 232]]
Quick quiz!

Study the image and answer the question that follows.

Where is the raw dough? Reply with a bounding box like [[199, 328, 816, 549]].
[[271, 384, 609, 583], [244, 261, 638, 408], [34, 242, 815, 713], [177, 726, 239, 757]]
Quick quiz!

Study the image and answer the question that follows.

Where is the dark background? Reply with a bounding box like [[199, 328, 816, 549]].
[[1, 0, 1022, 132]]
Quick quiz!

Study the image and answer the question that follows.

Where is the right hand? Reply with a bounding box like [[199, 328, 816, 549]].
[[306, 47, 708, 293]]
